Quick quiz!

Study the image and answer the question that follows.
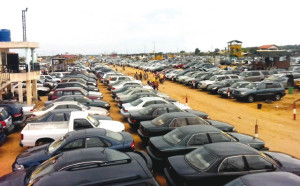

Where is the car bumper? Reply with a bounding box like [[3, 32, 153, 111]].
[[13, 115, 26, 126], [137, 129, 150, 143], [120, 109, 130, 118]]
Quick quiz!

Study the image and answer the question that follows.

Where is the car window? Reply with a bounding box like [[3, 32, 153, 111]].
[[73, 90, 82, 95], [119, 77, 126, 80], [153, 108, 167, 116], [252, 72, 261, 76], [169, 118, 187, 127], [266, 83, 274, 88], [62, 97, 75, 101], [55, 105, 68, 109], [187, 117, 205, 125], [85, 137, 105, 148], [219, 156, 246, 172], [155, 100, 167, 104], [168, 107, 181, 113], [188, 133, 209, 146], [74, 119, 93, 130], [257, 83, 266, 89], [62, 139, 84, 151], [185, 147, 217, 170], [245, 155, 274, 170], [67, 105, 82, 110], [76, 98, 88, 103], [56, 91, 63, 97], [208, 133, 232, 143], [143, 101, 156, 107], [63, 91, 72, 96], [52, 113, 65, 121]]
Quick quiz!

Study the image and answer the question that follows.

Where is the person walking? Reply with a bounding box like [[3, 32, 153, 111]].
[[134, 72, 138, 80], [139, 72, 143, 81], [154, 78, 159, 91]]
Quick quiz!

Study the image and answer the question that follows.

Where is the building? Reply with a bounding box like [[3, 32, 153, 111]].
[[259, 45, 280, 50], [255, 50, 291, 69], [228, 40, 243, 57], [0, 41, 40, 105]]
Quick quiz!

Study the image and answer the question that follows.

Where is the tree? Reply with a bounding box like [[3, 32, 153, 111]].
[[180, 50, 185, 54], [214, 48, 220, 53], [195, 48, 200, 55]]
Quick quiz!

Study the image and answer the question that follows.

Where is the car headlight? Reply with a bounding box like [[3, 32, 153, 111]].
[[241, 92, 247, 95], [232, 128, 237, 132], [14, 163, 24, 170], [212, 87, 217, 90], [104, 104, 109, 107], [223, 91, 227, 94]]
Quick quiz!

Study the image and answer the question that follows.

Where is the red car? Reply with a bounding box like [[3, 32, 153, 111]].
[[49, 87, 101, 100]]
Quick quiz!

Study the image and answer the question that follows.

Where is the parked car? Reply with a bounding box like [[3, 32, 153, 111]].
[[147, 125, 268, 164], [44, 95, 110, 110], [40, 75, 61, 83], [111, 85, 143, 98], [61, 77, 96, 86], [164, 142, 300, 186], [115, 87, 155, 101], [233, 81, 286, 103], [207, 79, 242, 94], [1, 147, 158, 186], [121, 97, 191, 119], [218, 81, 251, 98], [49, 87, 102, 100], [117, 92, 160, 108], [20, 111, 125, 147], [53, 82, 99, 92], [0, 107, 14, 134], [225, 172, 300, 186], [111, 80, 145, 91], [239, 70, 268, 82], [198, 75, 237, 90], [0, 123, 6, 146], [13, 128, 134, 171], [0, 101, 26, 128]]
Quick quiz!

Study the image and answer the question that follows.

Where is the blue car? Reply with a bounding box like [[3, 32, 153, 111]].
[[12, 128, 135, 171]]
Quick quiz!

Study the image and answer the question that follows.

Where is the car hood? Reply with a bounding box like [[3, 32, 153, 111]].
[[0, 170, 27, 186], [168, 155, 198, 176], [16, 144, 50, 166], [98, 120, 125, 132], [150, 136, 173, 150], [264, 151, 300, 170]]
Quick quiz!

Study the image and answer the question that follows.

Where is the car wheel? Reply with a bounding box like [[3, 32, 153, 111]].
[[247, 95, 254, 103], [36, 139, 54, 146], [274, 94, 281, 101]]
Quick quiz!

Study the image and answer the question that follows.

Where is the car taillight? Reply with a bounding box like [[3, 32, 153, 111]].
[[20, 134, 24, 140], [0, 121, 6, 127], [112, 88, 115, 90], [117, 97, 120, 99], [108, 85, 111, 88], [30, 109, 34, 112], [13, 113, 21, 117], [124, 109, 128, 112], [131, 142, 135, 150], [131, 118, 136, 123]]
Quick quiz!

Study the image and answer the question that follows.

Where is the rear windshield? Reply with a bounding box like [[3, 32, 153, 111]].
[[163, 128, 186, 145], [130, 99, 143, 106], [106, 130, 123, 141], [185, 147, 217, 170], [0, 110, 9, 120]]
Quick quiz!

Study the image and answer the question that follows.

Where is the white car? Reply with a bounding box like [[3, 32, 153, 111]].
[[120, 97, 190, 118], [112, 80, 144, 91], [33, 101, 109, 117], [40, 75, 61, 83]]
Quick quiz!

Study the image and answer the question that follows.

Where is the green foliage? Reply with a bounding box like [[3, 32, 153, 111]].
[[180, 50, 185, 53], [195, 48, 200, 55]]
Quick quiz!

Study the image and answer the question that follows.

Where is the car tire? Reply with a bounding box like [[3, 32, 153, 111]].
[[36, 138, 54, 146], [247, 95, 254, 103], [274, 94, 281, 101]]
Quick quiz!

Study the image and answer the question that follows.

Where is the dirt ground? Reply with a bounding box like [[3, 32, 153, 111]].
[[0, 66, 299, 185]]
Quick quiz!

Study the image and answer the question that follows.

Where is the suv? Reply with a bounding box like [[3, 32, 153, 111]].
[[0, 107, 14, 134], [50, 87, 102, 100], [0, 101, 26, 128], [232, 81, 286, 102], [239, 70, 269, 82]]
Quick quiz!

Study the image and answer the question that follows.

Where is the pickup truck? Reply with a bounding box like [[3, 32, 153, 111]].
[[20, 111, 125, 147]]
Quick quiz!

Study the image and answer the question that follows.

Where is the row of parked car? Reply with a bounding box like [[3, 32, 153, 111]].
[[96, 63, 300, 186]]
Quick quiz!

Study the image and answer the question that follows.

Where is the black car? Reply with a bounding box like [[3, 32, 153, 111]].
[[12, 128, 135, 171], [225, 172, 300, 186], [207, 79, 242, 94], [0, 148, 158, 186], [137, 112, 234, 143], [111, 85, 142, 98], [0, 101, 26, 128], [164, 142, 300, 186], [0, 107, 14, 134], [147, 125, 268, 163], [218, 81, 250, 98], [118, 92, 159, 108], [128, 104, 209, 129], [44, 95, 110, 110], [54, 82, 99, 92]]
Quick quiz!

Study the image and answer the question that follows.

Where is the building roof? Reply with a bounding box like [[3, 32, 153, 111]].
[[60, 54, 76, 58], [259, 45, 279, 50]]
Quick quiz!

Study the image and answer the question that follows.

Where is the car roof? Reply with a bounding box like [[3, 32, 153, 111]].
[[178, 125, 220, 134], [160, 112, 197, 118], [146, 103, 176, 108], [48, 109, 78, 113], [53, 101, 81, 105], [55, 87, 84, 91], [140, 97, 165, 101], [204, 142, 259, 157], [68, 128, 107, 139]]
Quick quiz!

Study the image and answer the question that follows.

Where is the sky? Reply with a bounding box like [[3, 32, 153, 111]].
[[1, 0, 300, 56]]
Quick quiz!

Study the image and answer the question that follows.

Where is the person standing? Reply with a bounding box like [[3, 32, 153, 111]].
[[139, 72, 143, 81]]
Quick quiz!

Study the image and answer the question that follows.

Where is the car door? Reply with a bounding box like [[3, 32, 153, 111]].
[[255, 83, 267, 98], [85, 137, 107, 148], [216, 156, 249, 185]]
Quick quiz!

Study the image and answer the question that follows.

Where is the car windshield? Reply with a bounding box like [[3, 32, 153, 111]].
[[48, 135, 67, 154], [106, 130, 123, 141], [29, 155, 59, 184], [41, 104, 54, 111], [163, 128, 186, 145], [185, 147, 217, 171], [87, 115, 99, 127], [245, 83, 258, 89], [130, 98, 143, 106], [152, 114, 169, 126], [139, 106, 155, 115]]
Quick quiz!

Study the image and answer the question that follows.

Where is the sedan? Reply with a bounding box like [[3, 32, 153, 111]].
[[12, 128, 134, 171], [207, 79, 242, 94], [147, 125, 268, 163], [218, 81, 250, 98], [44, 95, 110, 110], [1, 148, 157, 186], [111, 85, 142, 98], [33, 101, 109, 117], [164, 142, 300, 186]]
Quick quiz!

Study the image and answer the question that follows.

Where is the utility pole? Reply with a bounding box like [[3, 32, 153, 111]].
[[22, 8, 28, 41], [153, 41, 156, 53]]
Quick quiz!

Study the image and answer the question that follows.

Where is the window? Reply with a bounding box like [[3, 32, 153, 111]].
[[168, 107, 181, 113], [75, 98, 88, 103], [187, 117, 206, 125], [67, 105, 82, 110], [63, 91, 72, 96], [106, 130, 123, 141], [257, 84, 266, 89], [155, 100, 167, 104], [62, 97, 75, 101], [85, 137, 105, 148], [185, 147, 217, 170], [245, 156, 274, 171], [73, 91, 82, 95], [52, 113, 65, 121], [119, 77, 126, 80], [169, 118, 187, 127], [56, 91, 63, 97], [266, 83, 274, 89], [163, 129, 186, 145], [188, 134, 209, 146], [209, 133, 232, 142], [54, 105, 68, 109], [74, 119, 93, 130], [152, 108, 167, 116], [65, 113, 71, 120], [143, 101, 156, 107], [62, 139, 84, 151], [252, 72, 261, 76], [219, 156, 246, 172]]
